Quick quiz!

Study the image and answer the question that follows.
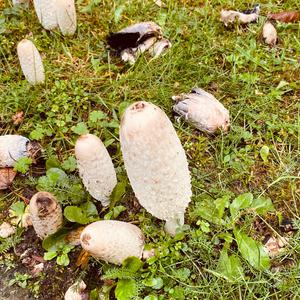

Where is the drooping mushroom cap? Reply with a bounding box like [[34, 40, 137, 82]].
[[29, 191, 63, 239], [120, 101, 192, 222], [33, 0, 58, 30], [173, 88, 230, 133], [80, 220, 145, 265], [75, 134, 117, 206]]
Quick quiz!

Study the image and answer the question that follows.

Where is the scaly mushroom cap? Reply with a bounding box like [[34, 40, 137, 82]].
[[33, 0, 58, 30], [263, 22, 277, 46], [75, 134, 117, 206], [120, 101, 192, 223], [0, 135, 29, 167], [56, 0, 77, 36], [80, 220, 145, 265], [17, 39, 45, 85], [29, 192, 63, 239], [108, 22, 162, 50], [173, 88, 230, 133]]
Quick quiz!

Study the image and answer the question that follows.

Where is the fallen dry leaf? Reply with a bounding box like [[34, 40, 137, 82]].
[[268, 11, 300, 23], [12, 111, 24, 125], [0, 167, 17, 190], [76, 249, 90, 268]]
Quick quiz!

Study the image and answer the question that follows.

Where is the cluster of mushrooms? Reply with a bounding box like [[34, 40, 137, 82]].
[[11, 0, 292, 297]]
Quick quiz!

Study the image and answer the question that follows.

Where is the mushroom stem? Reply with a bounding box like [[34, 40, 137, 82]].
[[164, 212, 184, 236]]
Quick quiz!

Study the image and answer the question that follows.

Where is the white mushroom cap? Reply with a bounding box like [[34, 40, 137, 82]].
[[29, 192, 63, 239], [173, 88, 230, 133], [33, 0, 58, 30], [56, 0, 77, 36], [263, 22, 277, 46], [80, 220, 145, 265], [0, 135, 30, 167], [75, 134, 117, 207], [120, 101, 192, 235], [17, 39, 45, 85], [64, 280, 87, 300]]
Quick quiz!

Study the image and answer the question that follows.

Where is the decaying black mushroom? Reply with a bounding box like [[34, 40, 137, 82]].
[[107, 21, 171, 64], [107, 21, 162, 50]]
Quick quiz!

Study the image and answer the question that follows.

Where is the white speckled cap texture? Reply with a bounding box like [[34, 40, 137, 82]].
[[75, 134, 117, 206], [120, 101, 192, 222]]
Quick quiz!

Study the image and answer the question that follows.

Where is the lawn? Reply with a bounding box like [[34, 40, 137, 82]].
[[0, 0, 299, 299]]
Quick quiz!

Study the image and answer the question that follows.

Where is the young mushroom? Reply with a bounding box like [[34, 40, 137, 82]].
[[172, 88, 230, 134], [64, 280, 87, 300], [75, 134, 117, 207], [56, 0, 77, 36], [29, 192, 63, 239], [33, 0, 58, 30], [80, 220, 145, 265], [17, 39, 45, 85], [263, 22, 277, 46], [0, 135, 39, 167], [120, 101, 192, 236]]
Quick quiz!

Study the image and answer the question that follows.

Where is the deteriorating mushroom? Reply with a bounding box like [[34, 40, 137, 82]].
[[17, 39, 45, 85], [220, 6, 259, 26], [149, 38, 172, 58], [172, 88, 230, 133], [29, 192, 63, 239], [75, 134, 117, 207], [120, 101, 192, 236], [56, 0, 77, 36], [107, 22, 162, 50], [263, 22, 277, 46], [80, 220, 145, 265], [33, 0, 58, 30], [64, 281, 87, 300], [242, 4, 260, 15], [0, 135, 40, 167], [120, 36, 157, 64]]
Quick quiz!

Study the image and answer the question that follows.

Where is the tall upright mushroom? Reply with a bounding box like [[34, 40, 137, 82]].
[[29, 192, 63, 239], [120, 101, 192, 236], [75, 134, 117, 207], [33, 0, 58, 30], [80, 220, 145, 265], [56, 0, 77, 36], [17, 39, 45, 85]]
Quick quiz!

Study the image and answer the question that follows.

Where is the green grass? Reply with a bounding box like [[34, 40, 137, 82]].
[[0, 0, 300, 299]]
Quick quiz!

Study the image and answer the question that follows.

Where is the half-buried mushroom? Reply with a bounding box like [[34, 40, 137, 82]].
[[80, 220, 144, 265]]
